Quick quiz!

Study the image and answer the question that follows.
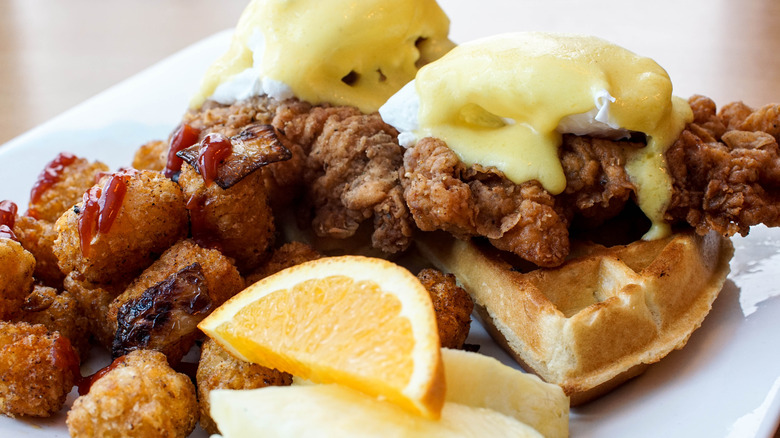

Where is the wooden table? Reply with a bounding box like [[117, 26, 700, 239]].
[[0, 1, 778, 436]]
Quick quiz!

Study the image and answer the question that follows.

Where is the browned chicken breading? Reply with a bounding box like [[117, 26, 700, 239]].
[[665, 95, 780, 235], [403, 96, 780, 267], [13, 216, 65, 288], [67, 349, 199, 438], [244, 241, 321, 285], [416, 268, 473, 349], [26, 153, 109, 223], [196, 338, 292, 435], [303, 111, 414, 254], [16, 285, 90, 358], [0, 321, 79, 417], [107, 239, 244, 363], [0, 238, 35, 320], [178, 161, 276, 274], [54, 170, 188, 286], [403, 137, 570, 267]]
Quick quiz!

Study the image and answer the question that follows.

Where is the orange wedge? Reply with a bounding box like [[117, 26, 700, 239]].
[[198, 255, 445, 419]]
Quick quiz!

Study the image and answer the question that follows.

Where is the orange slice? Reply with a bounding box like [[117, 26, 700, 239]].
[[198, 255, 445, 419]]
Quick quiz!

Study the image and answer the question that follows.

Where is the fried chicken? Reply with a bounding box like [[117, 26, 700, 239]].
[[0, 321, 79, 417], [402, 137, 570, 267], [67, 349, 199, 438], [416, 268, 473, 349]]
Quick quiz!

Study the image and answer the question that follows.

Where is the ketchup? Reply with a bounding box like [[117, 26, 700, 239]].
[[197, 133, 233, 186], [164, 123, 201, 178], [29, 152, 78, 208], [77, 170, 136, 257], [77, 356, 126, 396], [0, 200, 18, 241], [186, 194, 222, 250]]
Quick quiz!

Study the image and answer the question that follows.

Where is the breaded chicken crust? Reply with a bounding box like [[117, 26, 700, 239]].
[[0, 238, 36, 320], [416, 268, 473, 350], [67, 349, 198, 438], [196, 338, 292, 434], [54, 170, 188, 286], [0, 321, 79, 417]]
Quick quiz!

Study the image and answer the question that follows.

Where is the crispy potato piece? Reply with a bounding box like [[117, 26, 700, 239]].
[[27, 153, 109, 223], [178, 163, 275, 273], [0, 321, 79, 417], [18, 285, 90, 358], [67, 349, 198, 438], [132, 140, 167, 172], [13, 216, 65, 288], [64, 272, 124, 349], [107, 239, 244, 363], [196, 338, 292, 434], [417, 268, 474, 350], [0, 239, 36, 320], [244, 241, 321, 285], [53, 170, 188, 286]]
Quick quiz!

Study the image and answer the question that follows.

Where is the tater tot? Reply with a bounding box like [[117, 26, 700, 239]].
[[67, 349, 198, 438], [64, 272, 124, 349], [27, 153, 109, 223], [178, 162, 275, 273], [108, 239, 244, 363], [417, 268, 474, 350], [197, 338, 292, 434], [53, 170, 188, 286], [244, 241, 321, 285], [0, 238, 36, 320], [0, 321, 79, 417], [18, 285, 90, 358], [13, 215, 65, 288], [132, 140, 167, 172]]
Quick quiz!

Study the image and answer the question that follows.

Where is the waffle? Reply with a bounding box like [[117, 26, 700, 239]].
[[416, 230, 734, 405]]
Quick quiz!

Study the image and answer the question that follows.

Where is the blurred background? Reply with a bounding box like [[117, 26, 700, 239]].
[[2, 0, 779, 145]]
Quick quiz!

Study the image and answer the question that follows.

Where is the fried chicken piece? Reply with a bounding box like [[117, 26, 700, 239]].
[[666, 96, 780, 236], [132, 140, 167, 172], [558, 135, 637, 225], [304, 112, 413, 254], [17, 285, 90, 358], [403, 137, 570, 267], [0, 321, 79, 417], [107, 239, 244, 363], [416, 268, 473, 350], [178, 162, 275, 274], [196, 338, 292, 434], [67, 349, 199, 438], [54, 170, 188, 286], [244, 241, 321, 285], [64, 273, 124, 348], [0, 238, 35, 320], [13, 215, 65, 288], [26, 153, 109, 223]]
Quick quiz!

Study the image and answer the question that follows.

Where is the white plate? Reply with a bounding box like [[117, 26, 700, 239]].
[[2, 11, 780, 438]]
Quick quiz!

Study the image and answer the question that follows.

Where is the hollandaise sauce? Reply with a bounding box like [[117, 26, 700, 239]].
[[413, 33, 692, 239], [191, 0, 453, 114]]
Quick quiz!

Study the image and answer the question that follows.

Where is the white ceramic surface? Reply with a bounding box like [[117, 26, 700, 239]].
[[1, 3, 779, 436]]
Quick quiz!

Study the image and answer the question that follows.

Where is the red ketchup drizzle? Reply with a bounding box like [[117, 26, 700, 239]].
[[77, 170, 136, 257], [198, 133, 232, 186], [28, 152, 78, 216], [186, 195, 222, 250], [164, 123, 201, 178], [77, 356, 126, 396], [0, 200, 18, 241], [51, 336, 82, 391]]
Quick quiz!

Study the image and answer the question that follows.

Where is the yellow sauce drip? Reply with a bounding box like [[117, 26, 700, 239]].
[[191, 0, 453, 114], [414, 33, 692, 239]]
